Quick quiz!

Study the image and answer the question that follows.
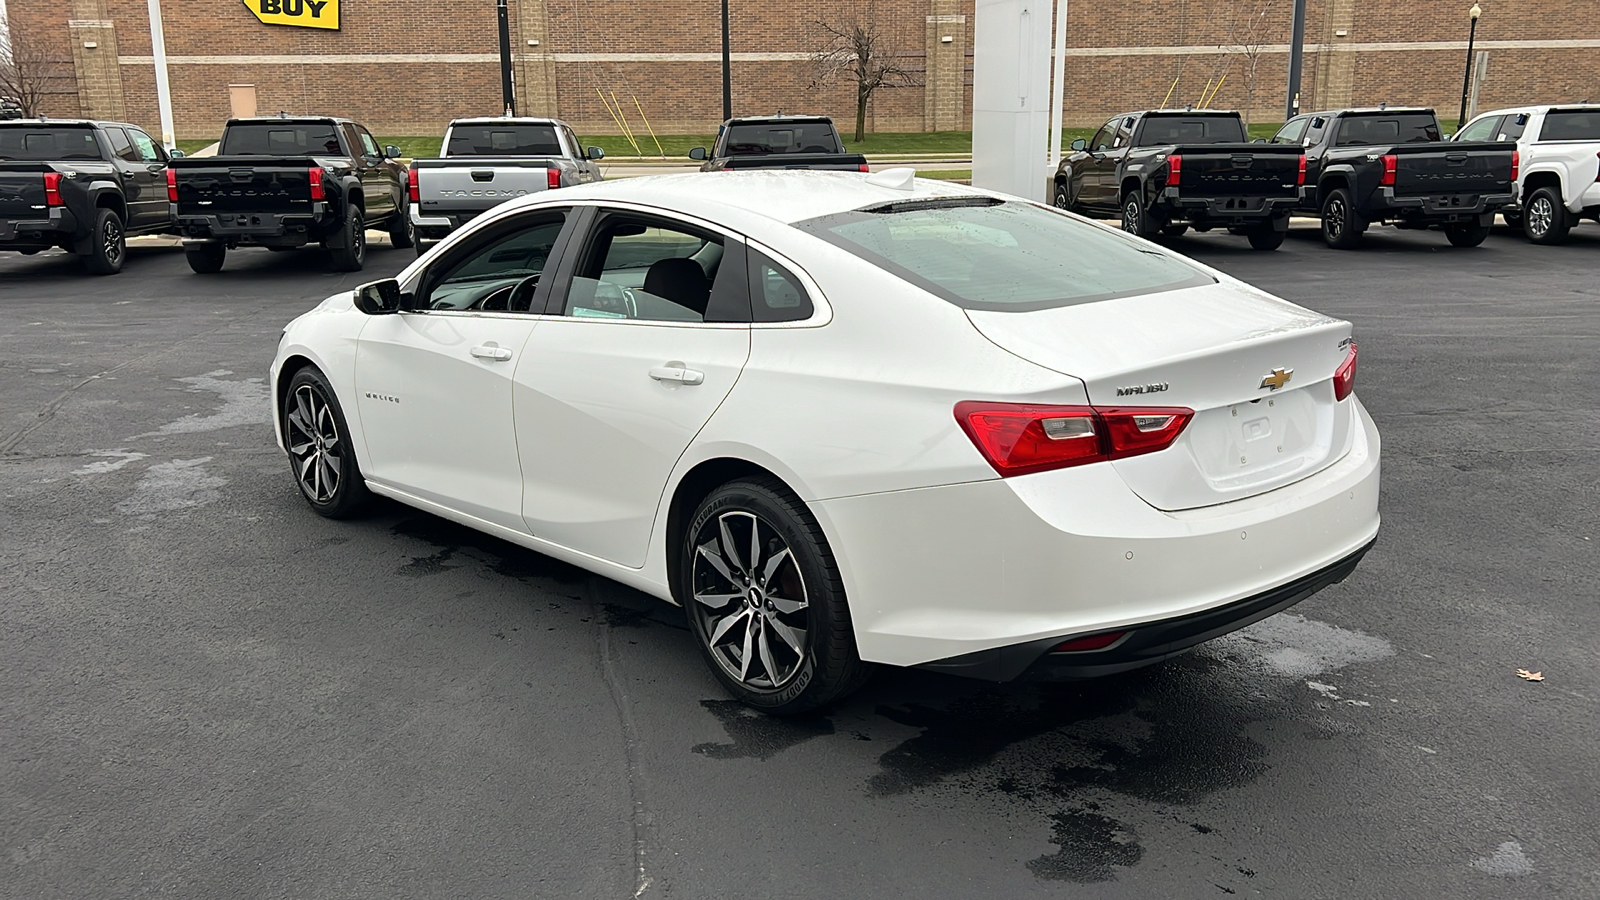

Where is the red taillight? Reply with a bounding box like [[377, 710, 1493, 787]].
[[1297, 154, 1307, 186], [859, 163, 870, 173], [407, 166, 419, 203], [1167, 154, 1182, 186], [1510, 150, 1519, 184], [1379, 154, 1397, 187], [308, 167, 325, 201], [953, 402, 1194, 478], [43, 172, 63, 207], [1054, 631, 1127, 653], [547, 167, 561, 190], [1333, 343, 1358, 402], [166, 168, 178, 203]]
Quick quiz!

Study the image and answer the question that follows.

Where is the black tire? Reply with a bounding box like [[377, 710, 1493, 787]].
[[1121, 192, 1158, 239], [1522, 186, 1572, 245], [1160, 224, 1190, 237], [680, 477, 872, 715], [1320, 187, 1366, 249], [81, 207, 125, 275], [413, 237, 432, 258], [327, 206, 367, 272], [1052, 181, 1072, 211], [1247, 224, 1286, 251], [281, 367, 371, 519], [387, 209, 415, 249], [1445, 221, 1491, 247], [183, 241, 226, 274], [1501, 211, 1523, 229]]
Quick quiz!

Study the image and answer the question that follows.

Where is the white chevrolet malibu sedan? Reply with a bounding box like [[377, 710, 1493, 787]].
[[271, 170, 1379, 714]]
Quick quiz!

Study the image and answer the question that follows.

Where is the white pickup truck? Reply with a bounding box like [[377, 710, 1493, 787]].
[[1455, 104, 1600, 244], [407, 116, 604, 254]]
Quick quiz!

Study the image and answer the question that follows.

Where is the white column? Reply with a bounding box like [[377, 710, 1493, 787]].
[[1047, 0, 1068, 172], [146, 0, 177, 150], [970, 0, 1054, 201]]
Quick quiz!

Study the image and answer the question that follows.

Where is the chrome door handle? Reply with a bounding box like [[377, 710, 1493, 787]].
[[649, 363, 705, 385], [470, 344, 513, 361]]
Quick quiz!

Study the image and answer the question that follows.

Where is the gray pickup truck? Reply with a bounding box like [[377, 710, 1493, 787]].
[[408, 117, 604, 255]]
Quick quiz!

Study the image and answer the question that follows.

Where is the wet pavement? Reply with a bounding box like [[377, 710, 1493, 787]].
[[3, 222, 1597, 898]]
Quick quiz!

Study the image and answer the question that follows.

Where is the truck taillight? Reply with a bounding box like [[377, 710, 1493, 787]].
[[954, 401, 1194, 477], [1379, 154, 1397, 187], [1297, 154, 1307, 186], [407, 166, 419, 203], [1510, 150, 1519, 183], [859, 163, 870, 173], [1167, 154, 1182, 186], [1333, 343, 1358, 402], [43, 172, 63, 206], [547, 168, 561, 190], [166, 168, 178, 203], [308, 167, 325, 201]]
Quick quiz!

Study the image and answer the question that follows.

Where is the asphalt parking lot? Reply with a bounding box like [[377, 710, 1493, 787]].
[[3, 222, 1598, 899]]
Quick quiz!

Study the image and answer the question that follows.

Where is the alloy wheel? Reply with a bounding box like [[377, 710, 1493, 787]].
[[1326, 197, 1346, 238], [1122, 199, 1140, 234], [103, 217, 123, 266], [284, 384, 342, 503], [1527, 196, 1553, 238], [689, 510, 810, 690]]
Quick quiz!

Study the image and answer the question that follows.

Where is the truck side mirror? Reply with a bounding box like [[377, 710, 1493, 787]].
[[586, 146, 605, 160], [353, 278, 402, 315], [688, 147, 708, 161], [384, 145, 403, 159], [1070, 138, 1086, 151], [169, 149, 186, 159], [1442, 133, 1454, 141]]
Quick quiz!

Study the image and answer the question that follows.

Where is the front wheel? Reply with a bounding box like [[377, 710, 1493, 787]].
[[1052, 181, 1072, 211], [81, 208, 125, 275], [326, 207, 367, 271], [1523, 187, 1572, 245], [184, 241, 226, 274], [1247, 224, 1286, 251], [1320, 187, 1366, 249], [681, 478, 871, 715], [281, 367, 370, 518], [1444, 221, 1491, 247], [1160, 223, 1190, 238]]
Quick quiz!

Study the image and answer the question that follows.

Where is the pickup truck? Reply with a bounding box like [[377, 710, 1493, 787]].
[[1054, 109, 1304, 250], [1455, 104, 1600, 244], [1270, 107, 1517, 248], [407, 116, 604, 255], [688, 116, 870, 172], [1, 119, 175, 274], [168, 116, 410, 273]]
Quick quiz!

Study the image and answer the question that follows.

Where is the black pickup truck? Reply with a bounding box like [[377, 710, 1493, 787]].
[[1270, 107, 1517, 248], [1, 119, 175, 274], [1055, 110, 1305, 250], [688, 116, 870, 172], [168, 116, 410, 273]]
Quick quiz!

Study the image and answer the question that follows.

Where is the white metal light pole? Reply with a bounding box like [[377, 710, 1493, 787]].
[[146, 0, 177, 150], [1047, 0, 1068, 171]]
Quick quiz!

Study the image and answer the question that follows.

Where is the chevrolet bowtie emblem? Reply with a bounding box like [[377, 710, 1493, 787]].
[[1259, 367, 1294, 391]]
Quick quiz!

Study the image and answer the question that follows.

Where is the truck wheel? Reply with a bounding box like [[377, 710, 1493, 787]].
[[1247, 224, 1286, 251], [1160, 224, 1190, 237], [1523, 187, 1572, 245], [184, 242, 226, 274], [327, 207, 366, 272], [1444, 221, 1491, 247], [387, 210, 415, 249], [1052, 181, 1072, 210], [1500, 211, 1522, 229], [1121, 193, 1157, 239], [413, 238, 432, 258], [81, 208, 125, 276], [1320, 188, 1366, 249]]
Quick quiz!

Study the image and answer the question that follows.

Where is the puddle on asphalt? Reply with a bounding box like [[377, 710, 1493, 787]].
[[691, 699, 834, 760], [391, 516, 586, 584]]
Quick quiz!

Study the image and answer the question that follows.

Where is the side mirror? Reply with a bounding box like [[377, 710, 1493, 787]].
[[353, 278, 402, 315], [688, 146, 708, 161], [586, 146, 605, 160], [1251, 137, 1266, 143], [1069, 138, 1087, 152], [1442, 133, 1454, 141], [169, 149, 186, 159], [384, 145, 403, 159]]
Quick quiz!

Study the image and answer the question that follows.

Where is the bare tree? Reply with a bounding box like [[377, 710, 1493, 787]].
[[1221, 0, 1279, 127], [811, 19, 920, 143], [1, 26, 67, 118]]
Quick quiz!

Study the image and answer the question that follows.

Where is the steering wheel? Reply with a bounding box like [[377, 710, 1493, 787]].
[[471, 274, 541, 312]]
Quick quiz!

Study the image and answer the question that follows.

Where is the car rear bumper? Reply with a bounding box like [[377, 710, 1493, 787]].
[[174, 208, 329, 245], [1367, 188, 1515, 223], [1161, 189, 1298, 223], [812, 397, 1381, 672], [0, 207, 80, 246]]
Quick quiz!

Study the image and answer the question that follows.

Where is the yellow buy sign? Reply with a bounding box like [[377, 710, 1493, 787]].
[[243, 0, 340, 29]]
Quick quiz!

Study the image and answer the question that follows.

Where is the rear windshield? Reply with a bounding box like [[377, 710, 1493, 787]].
[[1539, 110, 1600, 141], [796, 199, 1214, 312], [1335, 113, 1441, 146], [1137, 115, 1246, 145], [723, 122, 841, 155], [447, 124, 563, 156], [0, 126, 103, 161], [220, 123, 343, 156]]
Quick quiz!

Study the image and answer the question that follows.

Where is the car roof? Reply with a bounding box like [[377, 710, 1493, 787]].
[[0, 118, 133, 127], [523, 170, 997, 226], [724, 116, 834, 125], [225, 116, 356, 125], [449, 117, 571, 127], [1472, 103, 1600, 118], [1307, 107, 1434, 116]]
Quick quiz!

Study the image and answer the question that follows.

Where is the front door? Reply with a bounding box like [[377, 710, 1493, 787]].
[[515, 206, 752, 567], [354, 208, 572, 530]]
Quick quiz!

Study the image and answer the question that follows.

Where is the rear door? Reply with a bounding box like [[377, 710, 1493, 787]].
[[513, 204, 752, 567], [124, 127, 170, 230], [351, 125, 397, 219]]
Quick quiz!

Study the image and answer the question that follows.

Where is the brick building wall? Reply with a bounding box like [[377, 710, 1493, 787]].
[[5, 0, 1597, 140]]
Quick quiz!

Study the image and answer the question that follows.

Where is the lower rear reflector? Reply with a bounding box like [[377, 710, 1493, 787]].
[[1053, 631, 1127, 653]]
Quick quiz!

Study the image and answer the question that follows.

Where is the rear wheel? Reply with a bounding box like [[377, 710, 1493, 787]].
[[1121, 192, 1158, 239], [1501, 210, 1523, 229], [1523, 187, 1572, 245], [1160, 224, 1190, 237], [81, 208, 125, 275], [1247, 223, 1286, 251], [681, 477, 871, 715], [183, 241, 226, 274], [1444, 221, 1491, 247], [326, 207, 366, 271], [281, 367, 370, 518], [387, 209, 415, 249], [1320, 187, 1366, 249]]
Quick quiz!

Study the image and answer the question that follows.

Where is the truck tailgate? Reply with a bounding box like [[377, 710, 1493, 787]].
[[0, 165, 49, 219], [413, 158, 554, 215], [1391, 142, 1513, 196], [1171, 144, 1302, 197], [170, 157, 316, 216]]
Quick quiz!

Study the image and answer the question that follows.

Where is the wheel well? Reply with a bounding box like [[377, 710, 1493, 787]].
[[1317, 176, 1349, 204], [275, 354, 317, 419], [94, 192, 126, 219], [347, 189, 365, 211], [1121, 177, 1142, 201], [1522, 171, 1563, 196], [664, 458, 794, 604]]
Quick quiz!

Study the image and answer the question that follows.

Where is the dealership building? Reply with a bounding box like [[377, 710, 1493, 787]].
[[6, 0, 1598, 140]]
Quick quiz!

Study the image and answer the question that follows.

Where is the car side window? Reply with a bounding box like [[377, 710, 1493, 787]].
[[1271, 117, 1309, 145], [1499, 113, 1530, 140], [104, 127, 138, 162], [1455, 115, 1501, 142], [128, 128, 164, 161], [1111, 117, 1135, 149], [418, 211, 568, 313], [1305, 116, 1328, 145], [562, 126, 582, 157], [562, 213, 743, 324], [356, 127, 381, 158], [748, 250, 813, 323], [1090, 120, 1116, 152]]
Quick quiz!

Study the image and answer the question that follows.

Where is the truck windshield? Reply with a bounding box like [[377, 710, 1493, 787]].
[[447, 124, 563, 156], [1137, 115, 1246, 145], [724, 122, 841, 155], [220, 123, 343, 156], [1539, 111, 1600, 141], [1335, 114, 1441, 146], [0, 126, 103, 160]]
